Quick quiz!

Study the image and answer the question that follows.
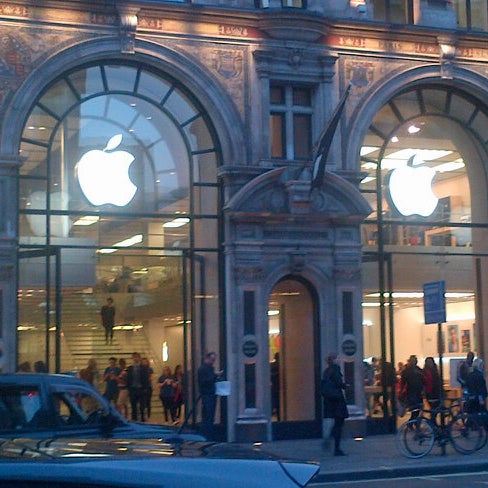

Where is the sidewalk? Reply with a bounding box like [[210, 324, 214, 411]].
[[255, 435, 488, 483]]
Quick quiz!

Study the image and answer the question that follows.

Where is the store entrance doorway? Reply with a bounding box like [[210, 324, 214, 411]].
[[268, 277, 321, 439]]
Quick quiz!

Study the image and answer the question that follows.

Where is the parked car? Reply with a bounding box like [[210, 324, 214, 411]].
[[0, 373, 202, 441], [0, 437, 319, 488]]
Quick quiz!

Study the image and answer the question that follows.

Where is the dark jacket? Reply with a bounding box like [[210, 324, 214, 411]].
[[127, 364, 150, 390], [321, 364, 349, 420], [400, 365, 424, 408], [198, 363, 217, 396], [465, 369, 488, 413]]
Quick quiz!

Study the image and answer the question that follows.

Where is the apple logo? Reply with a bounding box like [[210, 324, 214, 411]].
[[76, 134, 137, 207], [387, 155, 438, 217]]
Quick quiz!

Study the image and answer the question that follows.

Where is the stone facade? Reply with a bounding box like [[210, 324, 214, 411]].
[[1, 0, 488, 441]]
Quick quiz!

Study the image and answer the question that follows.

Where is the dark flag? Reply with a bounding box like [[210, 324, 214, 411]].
[[311, 83, 352, 190]]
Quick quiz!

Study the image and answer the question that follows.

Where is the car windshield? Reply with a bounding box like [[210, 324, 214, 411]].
[[52, 389, 109, 426]]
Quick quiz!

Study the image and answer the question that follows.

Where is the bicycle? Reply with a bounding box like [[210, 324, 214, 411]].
[[396, 402, 487, 458]]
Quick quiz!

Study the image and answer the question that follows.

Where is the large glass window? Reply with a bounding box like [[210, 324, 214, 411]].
[[17, 61, 221, 425], [455, 0, 488, 30], [360, 86, 488, 425], [369, 0, 488, 31]]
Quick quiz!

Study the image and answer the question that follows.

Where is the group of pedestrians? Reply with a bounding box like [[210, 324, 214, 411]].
[[322, 350, 488, 458], [78, 352, 185, 425], [398, 352, 488, 419]]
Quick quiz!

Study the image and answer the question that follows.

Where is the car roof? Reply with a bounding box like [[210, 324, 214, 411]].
[[0, 437, 320, 488], [0, 373, 86, 386]]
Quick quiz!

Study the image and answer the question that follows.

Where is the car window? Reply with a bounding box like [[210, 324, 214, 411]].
[[0, 386, 45, 431], [52, 389, 108, 427]]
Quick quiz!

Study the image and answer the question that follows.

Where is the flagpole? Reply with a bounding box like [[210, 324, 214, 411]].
[[310, 82, 352, 191]]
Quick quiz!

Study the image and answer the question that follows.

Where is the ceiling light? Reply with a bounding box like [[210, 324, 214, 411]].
[[98, 234, 143, 254], [73, 216, 100, 226], [434, 161, 465, 173], [408, 125, 421, 134], [386, 149, 452, 162], [391, 136, 399, 143], [360, 176, 375, 184], [163, 218, 190, 228], [361, 162, 377, 170], [360, 146, 379, 156]]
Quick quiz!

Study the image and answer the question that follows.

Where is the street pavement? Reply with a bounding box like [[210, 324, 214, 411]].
[[254, 434, 488, 484]]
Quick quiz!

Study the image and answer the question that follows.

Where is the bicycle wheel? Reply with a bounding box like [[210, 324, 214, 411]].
[[449, 412, 487, 454], [396, 418, 435, 458]]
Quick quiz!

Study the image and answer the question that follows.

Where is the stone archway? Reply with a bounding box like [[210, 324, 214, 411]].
[[224, 166, 371, 441]]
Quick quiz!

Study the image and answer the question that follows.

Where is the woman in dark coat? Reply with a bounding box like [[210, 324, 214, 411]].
[[321, 353, 349, 456], [423, 356, 441, 412]]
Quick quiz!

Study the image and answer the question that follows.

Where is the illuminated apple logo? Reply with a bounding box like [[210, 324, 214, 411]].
[[76, 134, 137, 207], [387, 155, 438, 217]]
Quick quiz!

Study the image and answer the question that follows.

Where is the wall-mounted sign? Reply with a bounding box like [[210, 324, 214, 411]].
[[76, 134, 137, 207], [242, 339, 258, 358], [342, 338, 357, 356], [387, 155, 438, 217]]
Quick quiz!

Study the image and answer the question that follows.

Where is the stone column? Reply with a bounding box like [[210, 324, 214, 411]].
[[0, 155, 23, 372]]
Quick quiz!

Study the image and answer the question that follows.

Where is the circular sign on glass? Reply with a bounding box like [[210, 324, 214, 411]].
[[242, 339, 258, 358], [342, 339, 357, 357]]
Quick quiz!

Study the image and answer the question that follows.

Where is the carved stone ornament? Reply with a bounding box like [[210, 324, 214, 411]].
[[289, 252, 306, 273], [235, 266, 265, 284], [334, 268, 360, 282], [117, 5, 140, 54]]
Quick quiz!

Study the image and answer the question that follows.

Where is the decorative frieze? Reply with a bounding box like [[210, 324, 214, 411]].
[[0, 4, 28, 17], [235, 266, 265, 284]]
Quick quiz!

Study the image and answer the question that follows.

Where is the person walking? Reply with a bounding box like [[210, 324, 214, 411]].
[[197, 352, 222, 440], [127, 352, 150, 422], [400, 355, 425, 420], [100, 297, 116, 345], [321, 353, 349, 456], [158, 366, 176, 423]]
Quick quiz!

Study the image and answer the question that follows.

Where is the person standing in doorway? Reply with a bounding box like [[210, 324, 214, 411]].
[[270, 352, 280, 421], [100, 297, 116, 345], [197, 352, 222, 440], [127, 352, 150, 422], [321, 353, 349, 456]]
